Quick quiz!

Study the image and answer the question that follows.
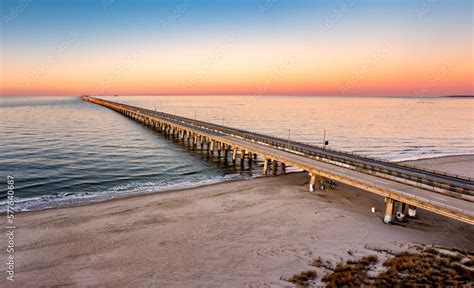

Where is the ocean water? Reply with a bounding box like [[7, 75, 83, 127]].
[[1, 96, 473, 211]]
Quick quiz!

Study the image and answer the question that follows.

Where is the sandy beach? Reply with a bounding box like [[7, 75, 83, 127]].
[[4, 155, 474, 287]]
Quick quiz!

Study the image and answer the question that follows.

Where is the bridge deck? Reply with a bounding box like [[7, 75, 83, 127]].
[[82, 96, 474, 225]]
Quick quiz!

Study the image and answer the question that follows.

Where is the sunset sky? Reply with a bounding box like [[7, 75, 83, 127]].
[[1, 0, 472, 96]]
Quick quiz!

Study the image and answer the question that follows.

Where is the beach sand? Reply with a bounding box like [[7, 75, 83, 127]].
[[4, 155, 474, 287]]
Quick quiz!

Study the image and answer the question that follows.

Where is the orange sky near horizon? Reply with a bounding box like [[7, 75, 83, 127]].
[[2, 43, 471, 97]]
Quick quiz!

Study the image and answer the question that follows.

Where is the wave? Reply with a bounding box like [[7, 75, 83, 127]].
[[0, 173, 246, 213], [392, 152, 474, 163]]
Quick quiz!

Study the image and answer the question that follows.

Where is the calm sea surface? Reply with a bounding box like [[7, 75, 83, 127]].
[[1, 96, 473, 211]]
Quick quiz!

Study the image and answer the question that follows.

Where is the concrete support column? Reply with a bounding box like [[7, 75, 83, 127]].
[[217, 142, 221, 157], [319, 177, 326, 191], [396, 202, 407, 222], [263, 158, 269, 176], [210, 140, 215, 154], [309, 173, 317, 192], [193, 134, 198, 145], [281, 163, 286, 175], [384, 198, 395, 224], [232, 148, 238, 162], [200, 135, 204, 147], [272, 160, 278, 175], [240, 149, 245, 160], [408, 205, 417, 218], [224, 145, 229, 157]]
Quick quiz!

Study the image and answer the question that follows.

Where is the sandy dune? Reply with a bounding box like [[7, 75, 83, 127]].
[[3, 155, 473, 287]]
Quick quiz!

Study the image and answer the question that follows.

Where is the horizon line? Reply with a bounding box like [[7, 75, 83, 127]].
[[1, 94, 473, 98]]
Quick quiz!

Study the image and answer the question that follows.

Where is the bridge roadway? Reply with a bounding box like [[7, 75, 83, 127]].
[[82, 96, 474, 225]]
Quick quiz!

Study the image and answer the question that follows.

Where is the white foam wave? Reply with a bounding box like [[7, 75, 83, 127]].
[[0, 173, 246, 213]]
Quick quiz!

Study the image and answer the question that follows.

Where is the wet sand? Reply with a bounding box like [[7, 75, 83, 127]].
[[4, 155, 474, 287], [401, 154, 474, 179]]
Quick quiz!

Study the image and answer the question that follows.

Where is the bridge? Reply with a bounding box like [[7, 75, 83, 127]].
[[81, 96, 474, 225]]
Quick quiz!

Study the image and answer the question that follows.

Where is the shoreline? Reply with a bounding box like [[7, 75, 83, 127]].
[[393, 153, 474, 163], [6, 153, 474, 215], [3, 155, 473, 286], [3, 173, 251, 215], [14, 173, 257, 216]]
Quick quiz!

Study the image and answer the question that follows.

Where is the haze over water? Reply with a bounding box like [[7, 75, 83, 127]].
[[1, 95, 473, 211]]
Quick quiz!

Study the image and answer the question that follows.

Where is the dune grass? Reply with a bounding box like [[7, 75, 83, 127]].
[[289, 246, 474, 287]]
